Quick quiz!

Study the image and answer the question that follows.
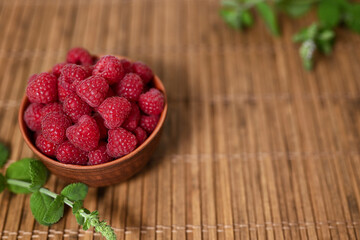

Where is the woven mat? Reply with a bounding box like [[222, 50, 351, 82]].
[[0, 0, 359, 239]]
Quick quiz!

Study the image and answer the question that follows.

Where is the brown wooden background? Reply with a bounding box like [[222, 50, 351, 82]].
[[0, 0, 359, 239]]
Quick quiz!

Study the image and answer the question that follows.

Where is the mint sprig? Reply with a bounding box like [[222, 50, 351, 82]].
[[0, 157, 116, 240]]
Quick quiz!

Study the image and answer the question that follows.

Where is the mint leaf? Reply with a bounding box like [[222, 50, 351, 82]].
[[344, 3, 360, 33], [241, 10, 253, 27], [72, 200, 83, 214], [0, 174, 6, 193], [30, 191, 53, 226], [300, 39, 316, 70], [29, 160, 48, 192], [43, 195, 65, 225], [278, 2, 311, 18], [61, 183, 88, 201], [75, 212, 85, 225], [220, 8, 242, 29], [255, 2, 280, 36], [5, 158, 33, 193], [0, 143, 9, 168], [317, 0, 340, 28]]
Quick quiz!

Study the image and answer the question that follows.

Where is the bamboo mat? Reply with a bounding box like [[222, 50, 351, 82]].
[[0, 0, 359, 239]]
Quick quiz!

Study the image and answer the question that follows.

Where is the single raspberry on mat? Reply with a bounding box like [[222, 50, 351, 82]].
[[76, 75, 109, 107], [41, 102, 63, 119], [138, 88, 165, 115], [24, 103, 44, 131], [66, 115, 100, 152], [140, 114, 159, 133], [63, 94, 92, 123], [36, 133, 58, 157], [60, 64, 89, 91], [93, 113, 108, 139], [133, 127, 147, 145], [66, 47, 93, 65], [107, 128, 137, 158], [116, 73, 143, 101], [42, 112, 72, 144], [56, 141, 88, 165], [132, 61, 153, 84], [97, 97, 131, 129], [120, 59, 134, 74], [28, 74, 38, 83], [58, 77, 75, 102], [52, 62, 66, 77], [88, 142, 112, 165], [93, 55, 124, 84], [26, 73, 58, 104], [122, 103, 141, 131]]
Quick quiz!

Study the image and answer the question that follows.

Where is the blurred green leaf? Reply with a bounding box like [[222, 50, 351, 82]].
[[344, 3, 360, 33], [241, 10, 254, 27], [317, 0, 341, 28], [0, 143, 9, 168], [278, 2, 312, 17], [255, 2, 280, 35], [220, 8, 242, 29]]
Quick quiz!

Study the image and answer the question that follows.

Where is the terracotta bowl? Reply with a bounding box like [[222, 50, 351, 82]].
[[18, 62, 167, 187]]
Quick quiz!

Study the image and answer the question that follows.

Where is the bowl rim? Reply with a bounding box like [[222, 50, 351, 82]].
[[19, 56, 167, 170]]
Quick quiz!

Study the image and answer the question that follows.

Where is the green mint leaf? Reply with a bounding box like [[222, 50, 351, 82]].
[[30, 191, 53, 226], [0, 143, 9, 168], [0, 174, 6, 193], [220, 8, 242, 29], [344, 3, 360, 33], [317, 29, 335, 41], [317, 0, 340, 28], [241, 10, 253, 27], [278, 2, 311, 18], [72, 200, 83, 214], [29, 160, 48, 192], [5, 158, 33, 193], [61, 183, 88, 201], [293, 23, 318, 42], [75, 212, 85, 225], [43, 195, 65, 225], [255, 2, 280, 36], [299, 39, 316, 70]]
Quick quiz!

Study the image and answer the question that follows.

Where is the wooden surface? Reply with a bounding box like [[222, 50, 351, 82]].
[[0, 0, 359, 239]]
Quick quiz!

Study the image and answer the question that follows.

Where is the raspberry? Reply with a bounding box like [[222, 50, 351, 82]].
[[140, 114, 159, 133], [93, 113, 108, 139], [42, 112, 71, 144], [24, 103, 44, 131], [66, 47, 93, 65], [93, 55, 124, 84], [106, 87, 115, 98], [133, 127, 147, 145], [26, 73, 58, 104], [76, 75, 109, 107], [60, 64, 88, 91], [138, 88, 165, 115], [132, 61, 153, 84], [88, 142, 112, 165], [63, 94, 92, 123], [116, 73, 143, 101], [52, 62, 66, 77], [66, 115, 100, 152], [122, 103, 140, 131], [120, 59, 134, 74], [58, 77, 75, 102], [41, 102, 63, 119], [83, 65, 94, 76], [97, 97, 131, 129], [28, 74, 38, 83], [36, 133, 58, 157], [56, 141, 88, 165], [107, 128, 137, 158]]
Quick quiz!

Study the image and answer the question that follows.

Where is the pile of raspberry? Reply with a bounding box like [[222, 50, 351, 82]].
[[24, 47, 165, 166]]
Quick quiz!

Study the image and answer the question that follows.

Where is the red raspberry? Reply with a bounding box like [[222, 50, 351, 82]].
[[132, 61, 153, 84], [28, 74, 38, 83], [83, 65, 94, 76], [42, 112, 72, 144], [93, 55, 124, 84], [140, 114, 159, 133], [133, 127, 147, 145], [52, 62, 66, 77], [116, 73, 143, 101], [26, 73, 58, 104], [76, 76, 109, 107], [35, 133, 58, 157], [138, 88, 165, 115], [41, 102, 63, 119], [63, 94, 92, 123], [122, 103, 140, 131], [66, 115, 100, 152], [88, 142, 112, 165], [58, 77, 75, 102], [107, 128, 137, 158], [24, 103, 44, 131], [120, 59, 134, 74], [66, 47, 93, 65], [93, 113, 108, 139], [60, 64, 88, 91], [56, 141, 88, 165], [97, 97, 131, 129]]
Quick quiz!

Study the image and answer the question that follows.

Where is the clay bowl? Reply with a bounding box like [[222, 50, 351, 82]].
[[18, 61, 167, 187]]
